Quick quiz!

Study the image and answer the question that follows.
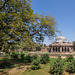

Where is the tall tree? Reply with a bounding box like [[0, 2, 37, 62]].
[[0, 0, 58, 51]]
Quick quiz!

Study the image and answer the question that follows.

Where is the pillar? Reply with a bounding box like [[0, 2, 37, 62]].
[[60, 47, 62, 52], [69, 47, 71, 52], [51, 47, 53, 52], [54, 47, 56, 52], [58, 47, 60, 52]]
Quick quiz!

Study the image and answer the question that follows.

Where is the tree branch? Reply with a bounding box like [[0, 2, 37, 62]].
[[0, 0, 10, 10], [30, 29, 40, 36]]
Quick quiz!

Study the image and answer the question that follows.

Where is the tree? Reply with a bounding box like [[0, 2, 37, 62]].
[[73, 41, 75, 51], [0, 0, 58, 51], [44, 44, 46, 47]]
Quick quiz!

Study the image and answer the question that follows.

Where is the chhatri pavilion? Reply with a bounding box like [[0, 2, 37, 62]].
[[49, 35, 74, 53]]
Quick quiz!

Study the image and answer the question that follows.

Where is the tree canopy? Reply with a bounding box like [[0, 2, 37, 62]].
[[0, 0, 58, 51]]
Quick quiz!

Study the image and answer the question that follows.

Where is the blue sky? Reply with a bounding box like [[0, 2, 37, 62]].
[[31, 0, 75, 45]]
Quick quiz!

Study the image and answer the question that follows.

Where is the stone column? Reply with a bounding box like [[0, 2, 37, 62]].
[[60, 47, 62, 52], [54, 47, 56, 52], [69, 47, 71, 52], [51, 47, 53, 52], [66, 47, 68, 52], [63, 47, 65, 52]]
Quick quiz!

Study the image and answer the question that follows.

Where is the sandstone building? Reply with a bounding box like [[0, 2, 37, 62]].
[[49, 35, 74, 53]]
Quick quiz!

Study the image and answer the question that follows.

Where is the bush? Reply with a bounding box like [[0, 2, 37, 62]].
[[31, 59, 40, 70], [24, 54, 32, 63], [36, 46, 41, 51], [40, 54, 49, 64], [50, 58, 64, 75], [21, 53, 25, 60], [56, 55, 62, 62], [11, 51, 18, 59], [66, 60, 75, 73], [66, 54, 74, 62], [0, 57, 14, 69], [31, 54, 38, 61]]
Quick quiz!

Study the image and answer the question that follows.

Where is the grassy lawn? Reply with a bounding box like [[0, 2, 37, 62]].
[[22, 63, 50, 75]]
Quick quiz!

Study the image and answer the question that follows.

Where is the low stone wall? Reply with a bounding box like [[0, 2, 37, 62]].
[[29, 52, 75, 58]]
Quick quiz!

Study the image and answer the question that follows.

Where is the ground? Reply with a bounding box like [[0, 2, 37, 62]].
[[1, 63, 75, 75], [0, 58, 75, 75]]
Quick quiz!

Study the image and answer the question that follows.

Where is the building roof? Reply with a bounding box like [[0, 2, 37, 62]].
[[56, 35, 66, 40], [49, 35, 73, 47]]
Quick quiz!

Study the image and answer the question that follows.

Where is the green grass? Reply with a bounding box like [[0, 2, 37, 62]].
[[22, 63, 50, 75]]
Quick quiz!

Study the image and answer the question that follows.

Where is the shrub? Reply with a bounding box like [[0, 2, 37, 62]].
[[50, 58, 64, 75], [66, 54, 74, 62], [36, 46, 41, 51], [21, 53, 25, 60], [56, 55, 62, 62], [31, 59, 40, 70], [0, 57, 14, 69], [66, 60, 75, 73], [32, 54, 38, 61], [40, 54, 49, 64], [11, 51, 18, 59], [24, 54, 32, 63]]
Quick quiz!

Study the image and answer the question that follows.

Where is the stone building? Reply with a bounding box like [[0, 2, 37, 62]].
[[49, 35, 74, 53]]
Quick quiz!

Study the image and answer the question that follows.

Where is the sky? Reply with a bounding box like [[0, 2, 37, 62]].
[[31, 0, 75, 45]]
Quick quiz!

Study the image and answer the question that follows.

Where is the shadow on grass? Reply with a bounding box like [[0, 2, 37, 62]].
[[0, 61, 14, 69], [0, 58, 30, 69]]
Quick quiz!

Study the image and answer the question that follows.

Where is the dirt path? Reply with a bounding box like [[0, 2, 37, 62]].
[[8, 65, 31, 75]]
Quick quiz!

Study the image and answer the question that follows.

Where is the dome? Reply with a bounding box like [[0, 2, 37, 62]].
[[55, 35, 67, 43], [56, 35, 66, 40]]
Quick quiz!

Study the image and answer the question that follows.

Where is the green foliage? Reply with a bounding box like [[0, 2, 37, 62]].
[[56, 55, 62, 62], [24, 54, 32, 63], [32, 54, 38, 61], [44, 44, 46, 47], [31, 59, 40, 70], [20, 53, 25, 60], [50, 57, 64, 75], [0, 0, 58, 51], [66, 60, 75, 73], [40, 54, 49, 64], [0, 57, 14, 69], [11, 51, 18, 59], [66, 54, 74, 62], [36, 46, 41, 51]]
